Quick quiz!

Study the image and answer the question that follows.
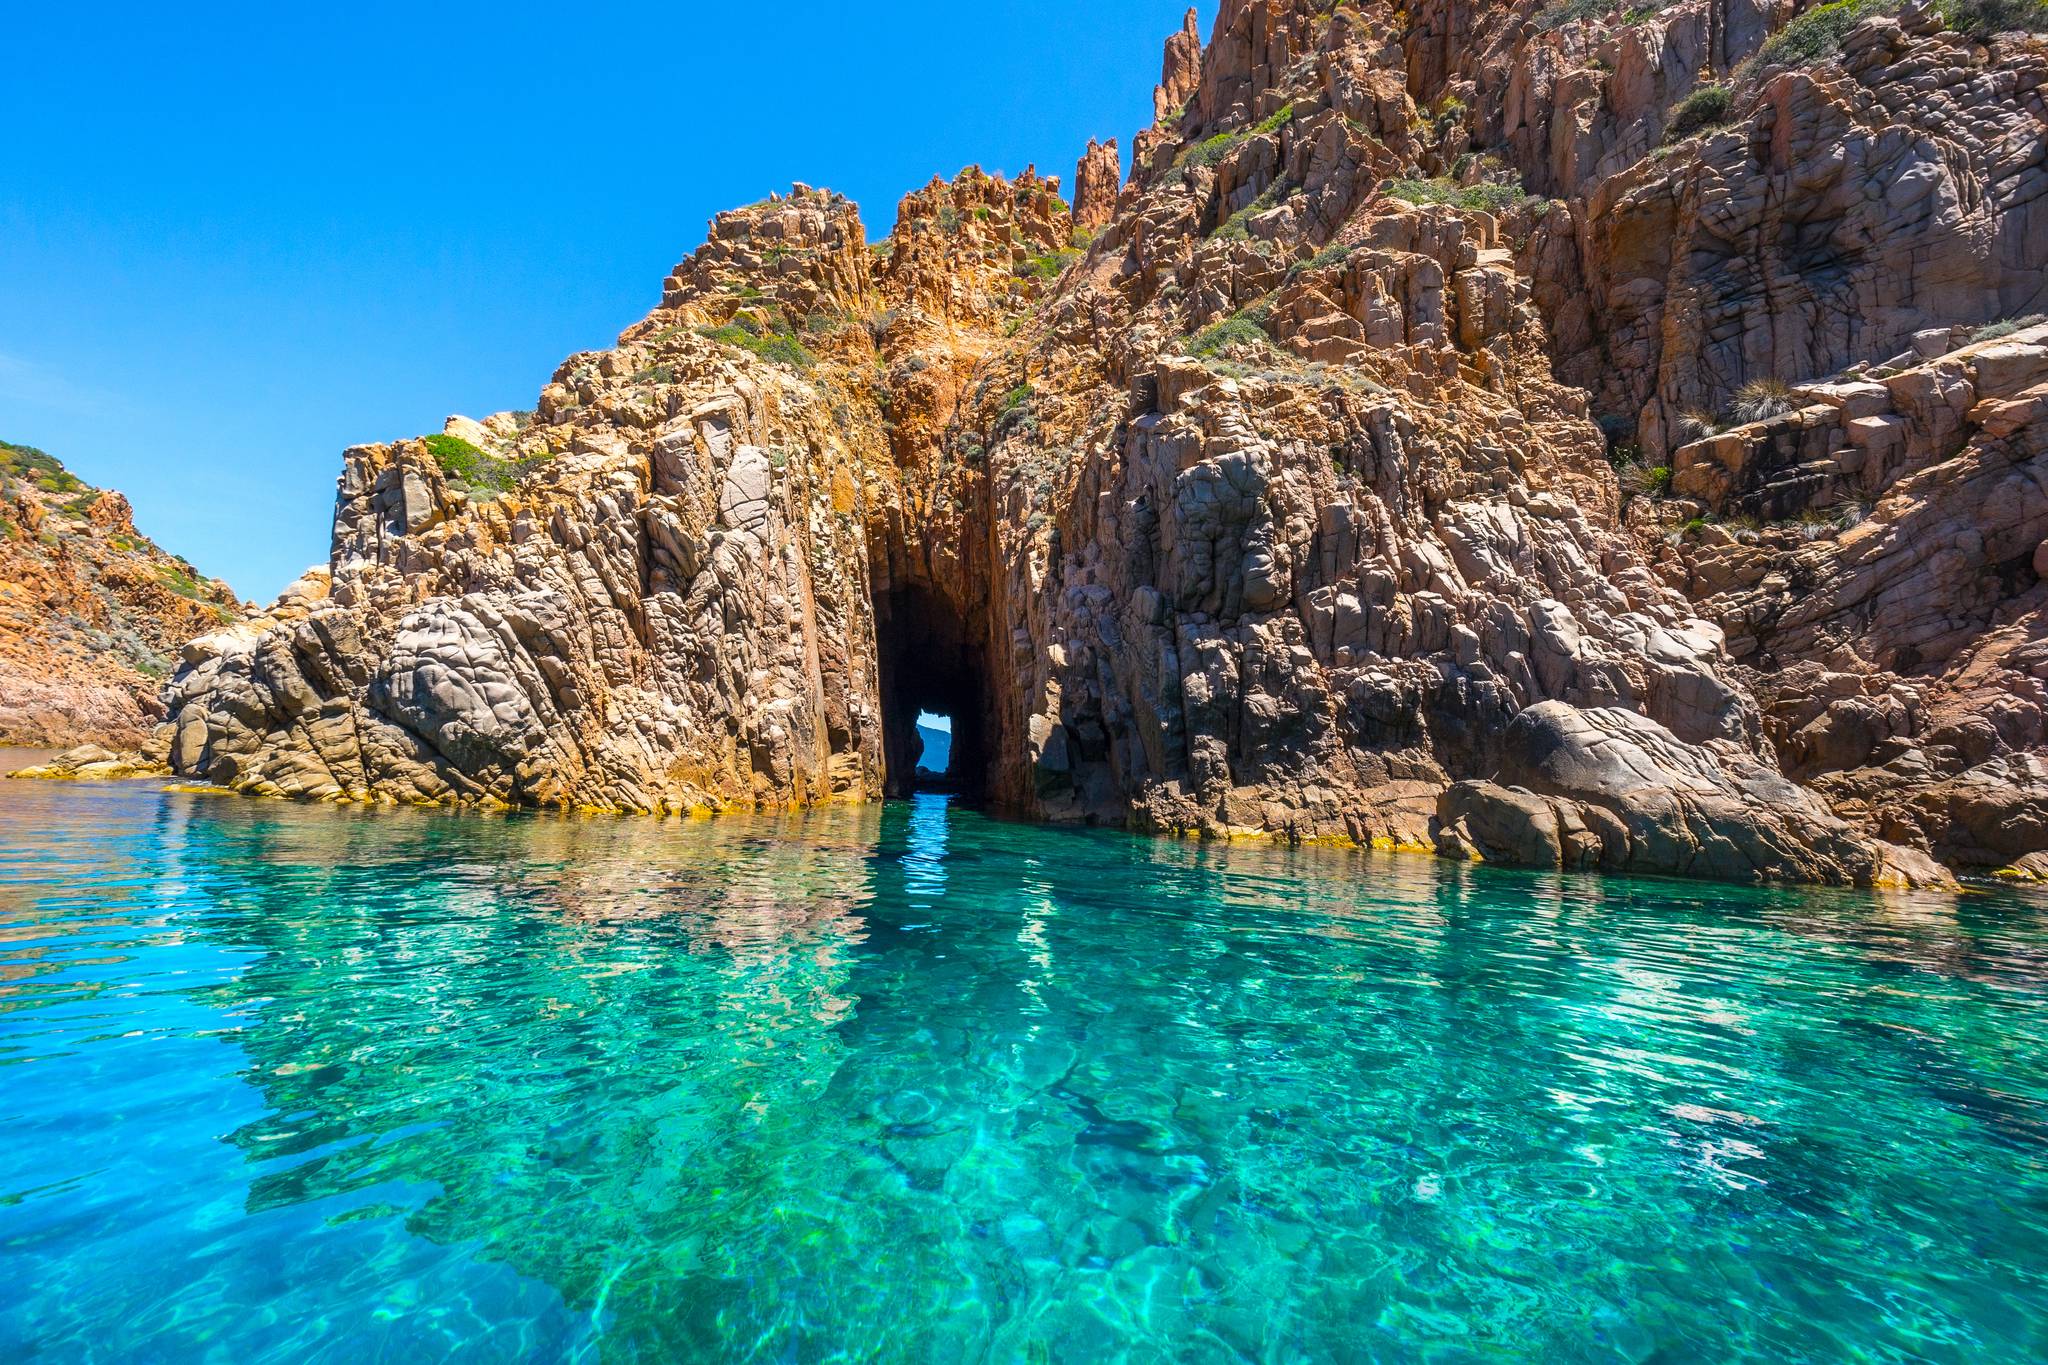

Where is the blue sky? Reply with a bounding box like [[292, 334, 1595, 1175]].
[[3, 1, 1190, 602]]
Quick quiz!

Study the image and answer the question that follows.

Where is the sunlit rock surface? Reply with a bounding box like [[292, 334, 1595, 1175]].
[[159, 0, 2047, 884]]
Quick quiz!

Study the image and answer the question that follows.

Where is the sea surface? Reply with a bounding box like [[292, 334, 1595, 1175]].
[[3, 775, 2046, 1362]]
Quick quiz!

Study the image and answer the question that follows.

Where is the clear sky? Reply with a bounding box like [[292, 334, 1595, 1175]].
[[3, 1, 1189, 602]]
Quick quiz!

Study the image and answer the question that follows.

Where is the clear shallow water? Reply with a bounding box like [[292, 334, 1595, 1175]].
[[2, 782, 2047, 1362]]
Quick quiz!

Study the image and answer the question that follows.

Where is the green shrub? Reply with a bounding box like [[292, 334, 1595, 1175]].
[[1000, 383, 1034, 413], [0, 440, 85, 493], [1213, 180, 1291, 241], [1384, 177, 1527, 213], [1251, 102, 1296, 135], [1287, 242, 1356, 279], [1534, 0, 1611, 32], [1755, 0, 1903, 68], [1970, 312, 2047, 341], [1176, 132, 1244, 171], [1189, 303, 1275, 358], [422, 432, 489, 479], [1017, 249, 1079, 281], [1633, 465, 1675, 497], [699, 318, 816, 371], [1936, 0, 2048, 36], [1662, 84, 1733, 142], [421, 432, 552, 497], [158, 561, 213, 601]]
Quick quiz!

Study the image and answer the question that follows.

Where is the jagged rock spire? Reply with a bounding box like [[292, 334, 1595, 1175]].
[[1152, 7, 1203, 123], [1071, 138, 1121, 231]]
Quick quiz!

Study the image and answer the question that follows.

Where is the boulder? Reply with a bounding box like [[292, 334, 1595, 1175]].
[[1436, 702, 1948, 886]]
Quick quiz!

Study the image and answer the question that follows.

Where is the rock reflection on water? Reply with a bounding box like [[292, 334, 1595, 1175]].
[[3, 780, 2048, 1361]]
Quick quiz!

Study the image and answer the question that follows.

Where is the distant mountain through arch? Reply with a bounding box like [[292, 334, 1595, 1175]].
[[915, 712, 952, 779]]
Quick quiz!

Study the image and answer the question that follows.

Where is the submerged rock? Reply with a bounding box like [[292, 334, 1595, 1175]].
[[11, 742, 170, 782]]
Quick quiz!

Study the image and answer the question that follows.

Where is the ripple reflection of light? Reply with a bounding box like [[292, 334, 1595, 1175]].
[[902, 794, 950, 909]]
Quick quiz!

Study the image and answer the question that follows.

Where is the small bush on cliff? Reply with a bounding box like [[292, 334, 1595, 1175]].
[[1385, 177, 1526, 213], [423, 433, 489, 479], [1754, 0, 1904, 68], [1213, 180, 1290, 240], [1971, 313, 2047, 341], [1177, 132, 1245, 171], [1251, 103, 1296, 135], [699, 317, 816, 371], [1017, 249, 1079, 281], [1287, 242, 1356, 280], [1674, 409, 1725, 441], [422, 432, 552, 498], [1728, 378, 1799, 423], [1534, 0, 1610, 32], [1936, 0, 2048, 36], [1633, 464, 1675, 497], [1, 439, 85, 494], [1190, 303, 1275, 358], [158, 561, 209, 601], [1662, 84, 1734, 142]]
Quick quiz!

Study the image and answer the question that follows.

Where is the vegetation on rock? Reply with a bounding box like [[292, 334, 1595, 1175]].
[[1383, 177, 1525, 212], [1755, 0, 1904, 68], [1662, 85, 1733, 142]]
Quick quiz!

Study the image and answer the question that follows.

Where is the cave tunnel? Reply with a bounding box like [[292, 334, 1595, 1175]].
[[874, 583, 992, 800]]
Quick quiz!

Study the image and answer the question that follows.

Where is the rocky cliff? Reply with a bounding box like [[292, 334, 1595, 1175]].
[[155, 0, 2047, 885], [0, 440, 240, 747]]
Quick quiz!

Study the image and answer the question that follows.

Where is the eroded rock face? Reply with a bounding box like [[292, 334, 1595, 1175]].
[[1073, 139, 1123, 233], [159, 1, 2047, 885], [1436, 701, 1949, 887], [0, 440, 241, 748]]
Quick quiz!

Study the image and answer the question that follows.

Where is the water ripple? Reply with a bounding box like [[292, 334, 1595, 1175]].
[[2, 779, 2046, 1360]]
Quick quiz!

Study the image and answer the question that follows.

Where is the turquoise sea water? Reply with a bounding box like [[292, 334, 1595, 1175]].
[[3, 778, 2047, 1362]]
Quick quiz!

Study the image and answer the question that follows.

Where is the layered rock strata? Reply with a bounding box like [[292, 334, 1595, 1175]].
[[156, 0, 2046, 885]]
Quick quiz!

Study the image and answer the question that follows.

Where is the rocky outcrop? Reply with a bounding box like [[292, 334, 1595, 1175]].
[[11, 742, 168, 781], [0, 440, 240, 748], [155, 1, 2046, 886], [1632, 320, 2048, 872], [1073, 139, 1122, 232], [1436, 701, 1949, 886], [1408, 0, 2048, 459]]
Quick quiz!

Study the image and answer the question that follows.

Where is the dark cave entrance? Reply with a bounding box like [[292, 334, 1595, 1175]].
[[874, 584, 991, 800]]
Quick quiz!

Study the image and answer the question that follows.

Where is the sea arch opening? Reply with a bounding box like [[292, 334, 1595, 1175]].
[[874, 582, 993, 801]]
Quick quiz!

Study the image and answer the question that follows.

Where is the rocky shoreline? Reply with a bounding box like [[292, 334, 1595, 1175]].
[[30, 0, 2044, 889]]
